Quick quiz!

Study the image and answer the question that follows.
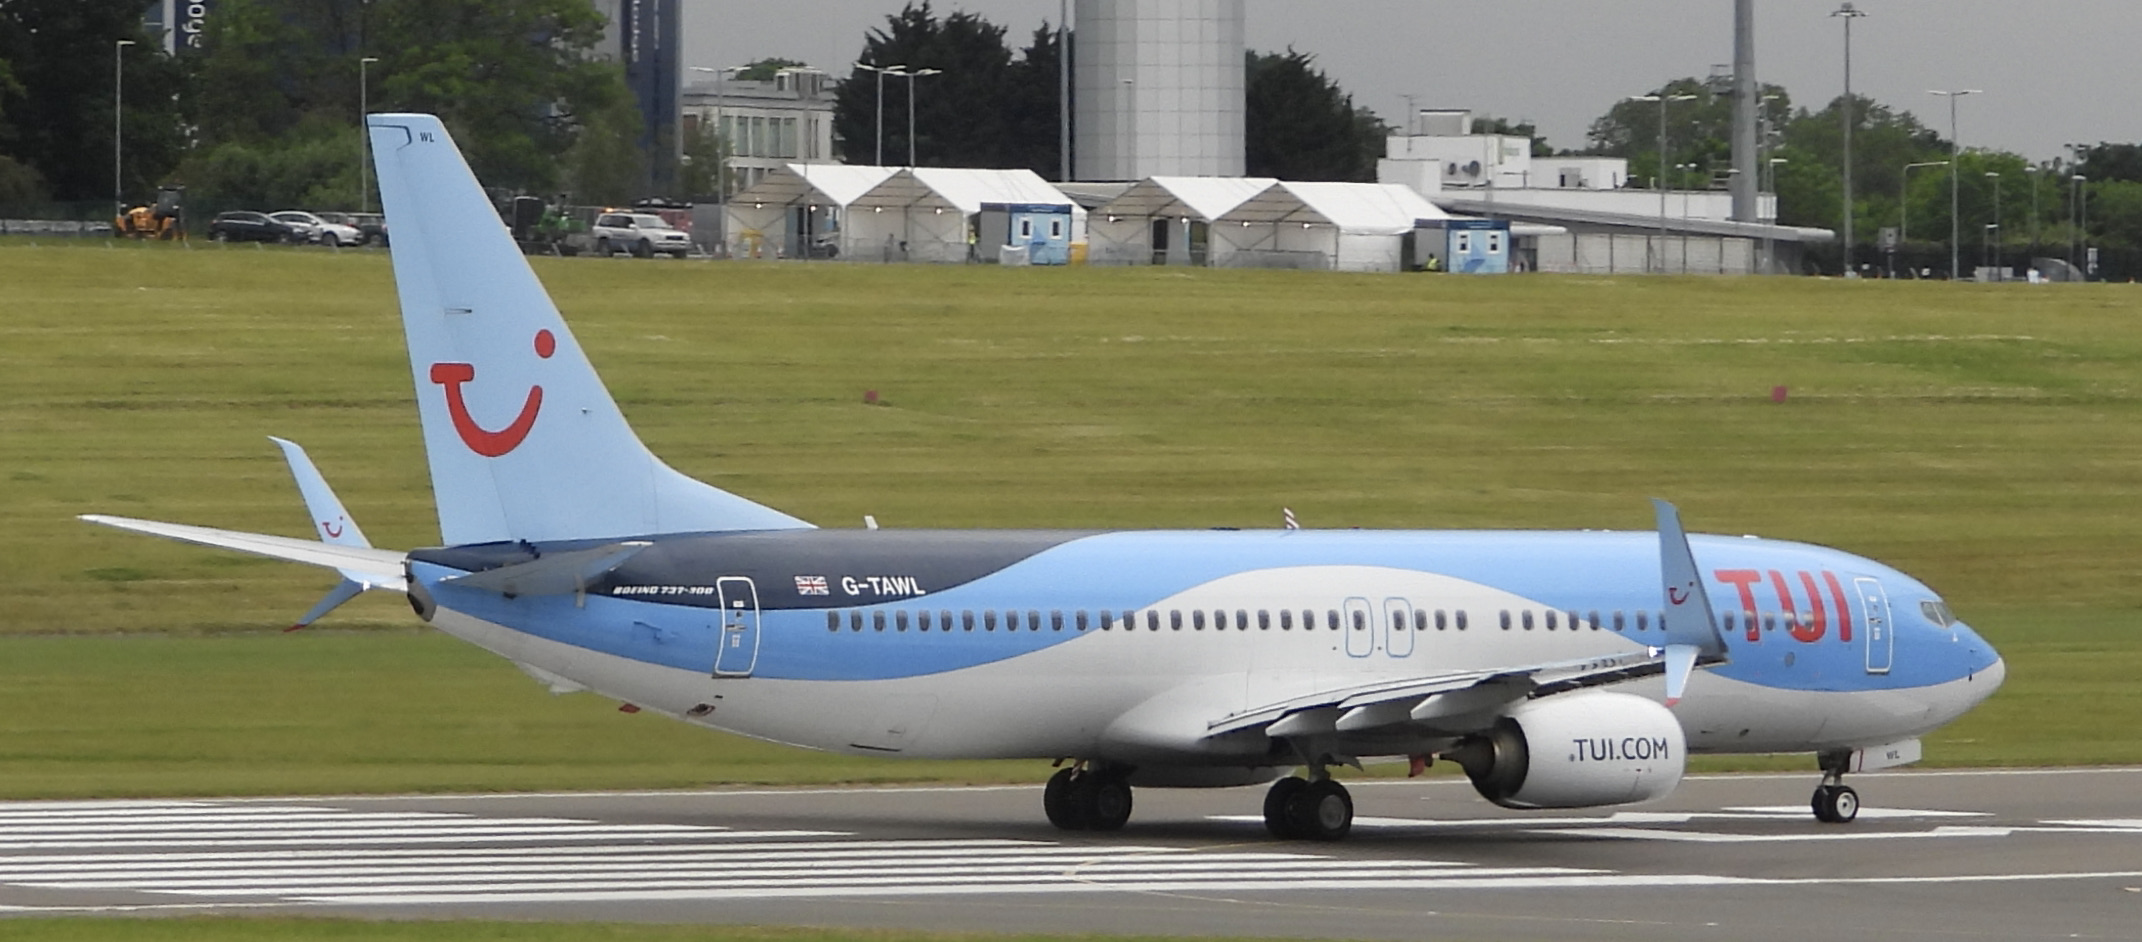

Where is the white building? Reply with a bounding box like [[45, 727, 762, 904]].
[[681, 68, 837, 195], [1074, 0, 1246, 180]]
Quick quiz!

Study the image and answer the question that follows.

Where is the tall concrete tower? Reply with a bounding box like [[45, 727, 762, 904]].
[[1073, 0, 1246, 180], [1730, 0, 1758, 221]]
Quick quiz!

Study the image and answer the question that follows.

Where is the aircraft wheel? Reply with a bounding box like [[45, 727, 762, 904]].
[[1043, 768, 1083, 830], [1263, 776, 1308, 839], [1812, 784, 1859, 824], [1086, 777, 1133, 832], [1287, 779, 1354, 841]]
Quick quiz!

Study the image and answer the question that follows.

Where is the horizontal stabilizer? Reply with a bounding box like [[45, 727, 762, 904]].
[[80, 515, 406, 590], [439, 542, 652, 597]]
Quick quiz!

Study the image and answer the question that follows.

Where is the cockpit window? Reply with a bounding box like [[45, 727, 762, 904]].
[[1920, 600, 1957, 626]]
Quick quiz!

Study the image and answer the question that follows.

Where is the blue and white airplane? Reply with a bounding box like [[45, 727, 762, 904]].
[[85, 114, 2004, 840]]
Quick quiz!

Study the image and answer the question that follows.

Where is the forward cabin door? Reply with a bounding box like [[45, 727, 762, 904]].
[[1856, 577, 1894, 675], [712, 577, 762, 677]]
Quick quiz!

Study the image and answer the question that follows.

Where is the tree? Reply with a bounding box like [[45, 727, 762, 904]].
[[1583, 78, 1790, 189], [833, 2, 1054, 171], [182, 0, 629, 209], [0, 0, 189, 205], [1473, 115, 1554, 157], [1244, 49, 1384, 182], [736, 58, 807, 82]]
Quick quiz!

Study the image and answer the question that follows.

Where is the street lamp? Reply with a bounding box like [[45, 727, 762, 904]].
[[1764, 156, 1787, 274], [897, 67, 941, 167], [113, 38, 135, 217], [1899, 160, 1947, 277], [359, 56, 380, 213], [1928, 89, 1982, 280], [690, 65, 747, 199], [853, 62, 905, 166], [1984, 170, 2002, 275], [2073, 173, 2089, 280], [1628, 92, 1698, 273], [1832, 3, 1868, 275]]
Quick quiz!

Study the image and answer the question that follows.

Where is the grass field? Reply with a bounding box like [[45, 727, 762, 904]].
[[0, 920, 1223, 942], [2, 238, 2140, 798]]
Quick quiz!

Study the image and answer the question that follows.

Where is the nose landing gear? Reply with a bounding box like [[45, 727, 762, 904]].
[[1812, 749, 1860, 823]]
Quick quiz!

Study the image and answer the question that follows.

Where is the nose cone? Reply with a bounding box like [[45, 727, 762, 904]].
[[1951, 621, 2005, 710]]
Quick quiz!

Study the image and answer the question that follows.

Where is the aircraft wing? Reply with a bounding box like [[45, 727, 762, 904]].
[[1206, 648, 1668, 739], [79, 514, 407, 590]]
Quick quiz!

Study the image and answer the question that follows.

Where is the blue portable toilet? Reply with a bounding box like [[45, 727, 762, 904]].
[[979, 202, 1073, 265], [1420, 218, 1511, 274]]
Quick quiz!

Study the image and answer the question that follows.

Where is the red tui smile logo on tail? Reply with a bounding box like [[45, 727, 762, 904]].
[[430, 329, 555, 457]]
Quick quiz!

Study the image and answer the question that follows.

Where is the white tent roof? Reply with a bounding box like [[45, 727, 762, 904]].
[[732, 164, 899, 209], [847, 167, 1070, 215], [1094, 176, 1280, 222], [1220, 181, 1450, 234]]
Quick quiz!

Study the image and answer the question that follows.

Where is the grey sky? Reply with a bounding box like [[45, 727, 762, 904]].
[[685, 1, 2140, 163]]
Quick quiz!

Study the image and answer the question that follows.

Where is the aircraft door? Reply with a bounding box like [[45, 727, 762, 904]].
[[1856, 577, 1893, 674], [1344, 597, 1375, 657], [1383, 597, 1415, 658], [712, 577, 762, 677]]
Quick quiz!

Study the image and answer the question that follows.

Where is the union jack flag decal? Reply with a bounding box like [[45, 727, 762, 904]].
[[794, 575, 830, 596]]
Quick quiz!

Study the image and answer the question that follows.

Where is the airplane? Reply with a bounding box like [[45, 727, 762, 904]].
[[84, 113, 2005, 841]]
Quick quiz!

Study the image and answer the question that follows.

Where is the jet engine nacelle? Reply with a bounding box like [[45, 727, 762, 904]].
[[1447, 692, 1685, 809]]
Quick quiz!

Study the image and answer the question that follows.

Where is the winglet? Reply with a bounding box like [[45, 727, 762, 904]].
[[1652, 499, 1729, 705], [271, 437, 372, 550]]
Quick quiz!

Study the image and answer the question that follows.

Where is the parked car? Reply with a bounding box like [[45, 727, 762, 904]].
[[317, 211, 388, 247], [271, 210, 363, 247], [207, 210, 298, 244], [589, 212, 691, 258]]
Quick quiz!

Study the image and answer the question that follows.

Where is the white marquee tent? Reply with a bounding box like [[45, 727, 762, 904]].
[[1087, 176, 1278, 265], [1211, 182, 1449, 272]]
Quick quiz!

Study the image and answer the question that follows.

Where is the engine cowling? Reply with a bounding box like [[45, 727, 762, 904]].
[[1445, 692, 1685, 809]]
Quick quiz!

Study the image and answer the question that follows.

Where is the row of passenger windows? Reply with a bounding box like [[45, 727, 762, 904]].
[[820, 608, 1826, 635], [819, 607, 1741, 634]]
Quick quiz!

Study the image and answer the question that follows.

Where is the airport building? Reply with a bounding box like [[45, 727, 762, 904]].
[[680, 69, 837, 196]]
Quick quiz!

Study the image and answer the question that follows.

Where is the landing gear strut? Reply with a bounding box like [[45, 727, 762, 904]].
[[1044, 764, 1132, 831], [1261, 758, 1354, 841], [1811, 750, 1860, 824]]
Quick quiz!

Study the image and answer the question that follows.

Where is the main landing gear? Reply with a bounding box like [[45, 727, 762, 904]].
[[1044, 764, 1133, 831], [1262, 775, 1355, 841], [1811, 750, 1860, 824]]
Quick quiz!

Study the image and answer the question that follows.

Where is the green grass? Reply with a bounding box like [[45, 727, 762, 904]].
[[2, 238, 2141, 797]]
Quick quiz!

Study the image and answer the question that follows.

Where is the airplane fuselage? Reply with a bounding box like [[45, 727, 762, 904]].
[[408, 528, 2003, 774]]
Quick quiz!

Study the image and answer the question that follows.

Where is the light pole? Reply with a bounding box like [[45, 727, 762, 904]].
[[1058, 0, 1070, 182], [1899, 160, 1947, 277], [1984, 170, 2002, 275], [1928, 89, 1981, 280], [1764, 156, 1787, 274], [898, 67, 941, 167], [1121, 78, 1137, 179], [1832, 3, 1868, 275], [853, 62, 904, 166], [2074, 173, 2089, 280], [113, 38, 135, 217], [1676, 162, 1697, 273], [1628, 92, 1698, 273], [359, 56, 379, 213]]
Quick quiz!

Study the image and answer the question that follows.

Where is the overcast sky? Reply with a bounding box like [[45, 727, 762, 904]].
[[685, 1, 2139, 163]]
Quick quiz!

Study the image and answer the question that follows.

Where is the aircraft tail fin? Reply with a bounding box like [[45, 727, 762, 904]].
[[366, 113, 811, 546]]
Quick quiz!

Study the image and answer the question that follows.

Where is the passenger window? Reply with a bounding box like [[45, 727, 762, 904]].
[[1280, 609, 1293, 630], [1099, 611, 1112, 630], [1455, 610, 1468, 630], [850, 611, 864, 631], [895, 611, 909, 631], [984, 611, 997, 631], [1192, 610, 1205, 630], [1147, 611, 1161, 631], [827, 612, 839, 632], [917, 610, 932, 631], [1235, 610, 1248, 630], [1500, 611, 1512, 631], [1029, 610, 1042, 631], [1522, 611, 1535, 631], [962, 610, 976, 631], [1075, 611, 1088, 631], [1327, 610, 1340, 631], [1434, 610, 1447, 631], [1258, 610, 1270, 630], [1544, 611, 1557, 630], [1613, 611, 1626, 631], [1588, 611, 1601, 630], [873, 611, 886, 632], [1636, 611, 1649, 631]]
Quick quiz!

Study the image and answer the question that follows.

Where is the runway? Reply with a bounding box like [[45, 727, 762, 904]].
[[1, 768, 2137, 940]]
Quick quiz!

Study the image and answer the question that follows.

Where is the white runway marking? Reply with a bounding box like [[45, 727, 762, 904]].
[[1, 798, 2138, 911]]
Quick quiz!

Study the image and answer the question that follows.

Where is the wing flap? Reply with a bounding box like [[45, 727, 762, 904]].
[[438, 542, 651, 597]]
